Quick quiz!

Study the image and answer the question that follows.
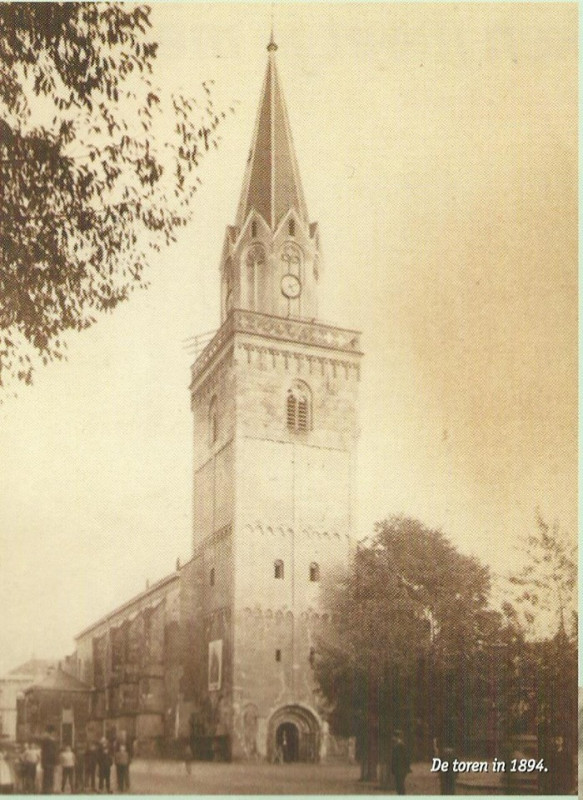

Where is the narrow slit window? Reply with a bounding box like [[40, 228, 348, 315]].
[[209, 396, 218, 444], [251, 220, 257, 238], [210, 568, 215, 587], [288, 218, 295, 236], [309, 562, 320, 582], [275, 649, 282, 662], [274, 559, 284, 580]]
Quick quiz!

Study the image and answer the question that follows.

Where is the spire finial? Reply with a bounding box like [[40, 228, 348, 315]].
[[268, 6, 277, 52]]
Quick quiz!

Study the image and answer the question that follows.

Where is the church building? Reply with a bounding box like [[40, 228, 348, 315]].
[[184, 35, 362, 761], [44, 37, 362, 763]]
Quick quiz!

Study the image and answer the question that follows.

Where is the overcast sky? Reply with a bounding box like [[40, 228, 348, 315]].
[[0, 3, 577, 673]]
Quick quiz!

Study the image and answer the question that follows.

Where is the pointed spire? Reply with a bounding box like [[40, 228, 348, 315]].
[[235, 40, 308, 231]]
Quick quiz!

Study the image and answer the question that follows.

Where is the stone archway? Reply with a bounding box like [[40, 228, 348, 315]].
[[268, 705, 320, 763]]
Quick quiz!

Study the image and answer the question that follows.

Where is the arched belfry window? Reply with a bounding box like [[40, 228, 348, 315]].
[[287, 381, 311, 433], [309, 562, 320, 582], [246, 244, 266, 311], [209, 395, 218, 445], [274, 560, 284, 580]]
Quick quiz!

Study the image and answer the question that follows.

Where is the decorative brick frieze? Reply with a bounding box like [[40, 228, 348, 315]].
[[234, 342, 360, 381], [191, 310, 361, 386], [241, 522, 349, 541], [235, 310, 361, 354], [234, 607, 331, 623]]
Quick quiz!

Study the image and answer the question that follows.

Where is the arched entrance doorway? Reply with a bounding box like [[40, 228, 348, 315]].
[[276, 721, 299, 762], [268, 705, 320, 763]]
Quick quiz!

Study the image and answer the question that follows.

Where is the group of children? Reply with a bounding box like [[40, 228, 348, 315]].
[[0, 734, 132, 794], [0, 744, 42, 794]]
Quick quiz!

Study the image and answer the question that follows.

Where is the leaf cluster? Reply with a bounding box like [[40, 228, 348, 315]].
[[314, 516, 493, 729], [0, 3, 232, 391], [507, 511, 576, 639]]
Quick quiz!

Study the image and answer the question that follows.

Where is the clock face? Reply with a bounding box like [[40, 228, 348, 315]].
[[281, 273, 301, 299]]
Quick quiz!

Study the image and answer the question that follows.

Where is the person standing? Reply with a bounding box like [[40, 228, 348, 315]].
[[84, 742, 97, 792], [438, 745, 456, 795], [40, 727, 58, 795], [74, 744, 84, 793], [97, 739, 112, 794], [60, 746, 75, 794], [125, 735, 134, 790], [32, 743, 42, 793], [13, 746, 25, 794], [23, 742, 39, 794], [391, 730, 410, 795], [115, 731, 133, 791], [114, 745, 129, 792]]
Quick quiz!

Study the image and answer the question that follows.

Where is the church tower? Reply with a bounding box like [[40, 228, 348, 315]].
[[189, 38, 362, 761]]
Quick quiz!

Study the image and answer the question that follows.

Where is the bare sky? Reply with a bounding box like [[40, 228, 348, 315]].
[[0, 3, 577, 673]]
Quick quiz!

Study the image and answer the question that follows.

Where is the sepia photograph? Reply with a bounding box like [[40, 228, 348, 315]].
[[0, 2, 577, 795]]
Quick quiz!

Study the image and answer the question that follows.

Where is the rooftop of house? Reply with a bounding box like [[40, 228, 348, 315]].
[[27, 667, 89, 693], [4, 658, 57, 679]]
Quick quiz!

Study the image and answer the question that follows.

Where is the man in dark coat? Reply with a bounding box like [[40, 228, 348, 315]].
[[391, 730, 410, 795], [40, 726, 58, 795], [84, 742, 98, 792], [439, 746, 456, 794], [97, 738, 113, 793]]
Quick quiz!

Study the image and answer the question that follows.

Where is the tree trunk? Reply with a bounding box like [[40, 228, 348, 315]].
[[361, 668, 379, 782]]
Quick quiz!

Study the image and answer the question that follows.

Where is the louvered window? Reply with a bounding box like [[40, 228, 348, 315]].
[[286, 381, 311, 433], [287, 392, 296, 429], [297, 397, 309, 430]]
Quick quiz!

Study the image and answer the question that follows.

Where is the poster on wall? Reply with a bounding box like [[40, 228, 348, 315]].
[[208, 639, 223, 691]]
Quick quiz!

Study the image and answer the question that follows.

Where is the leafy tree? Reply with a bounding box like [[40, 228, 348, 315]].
[[0, 3, 230, 392], [314, 516, 492, 781], [504, 512, 577, 793], [507, 511, 576, 639]]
